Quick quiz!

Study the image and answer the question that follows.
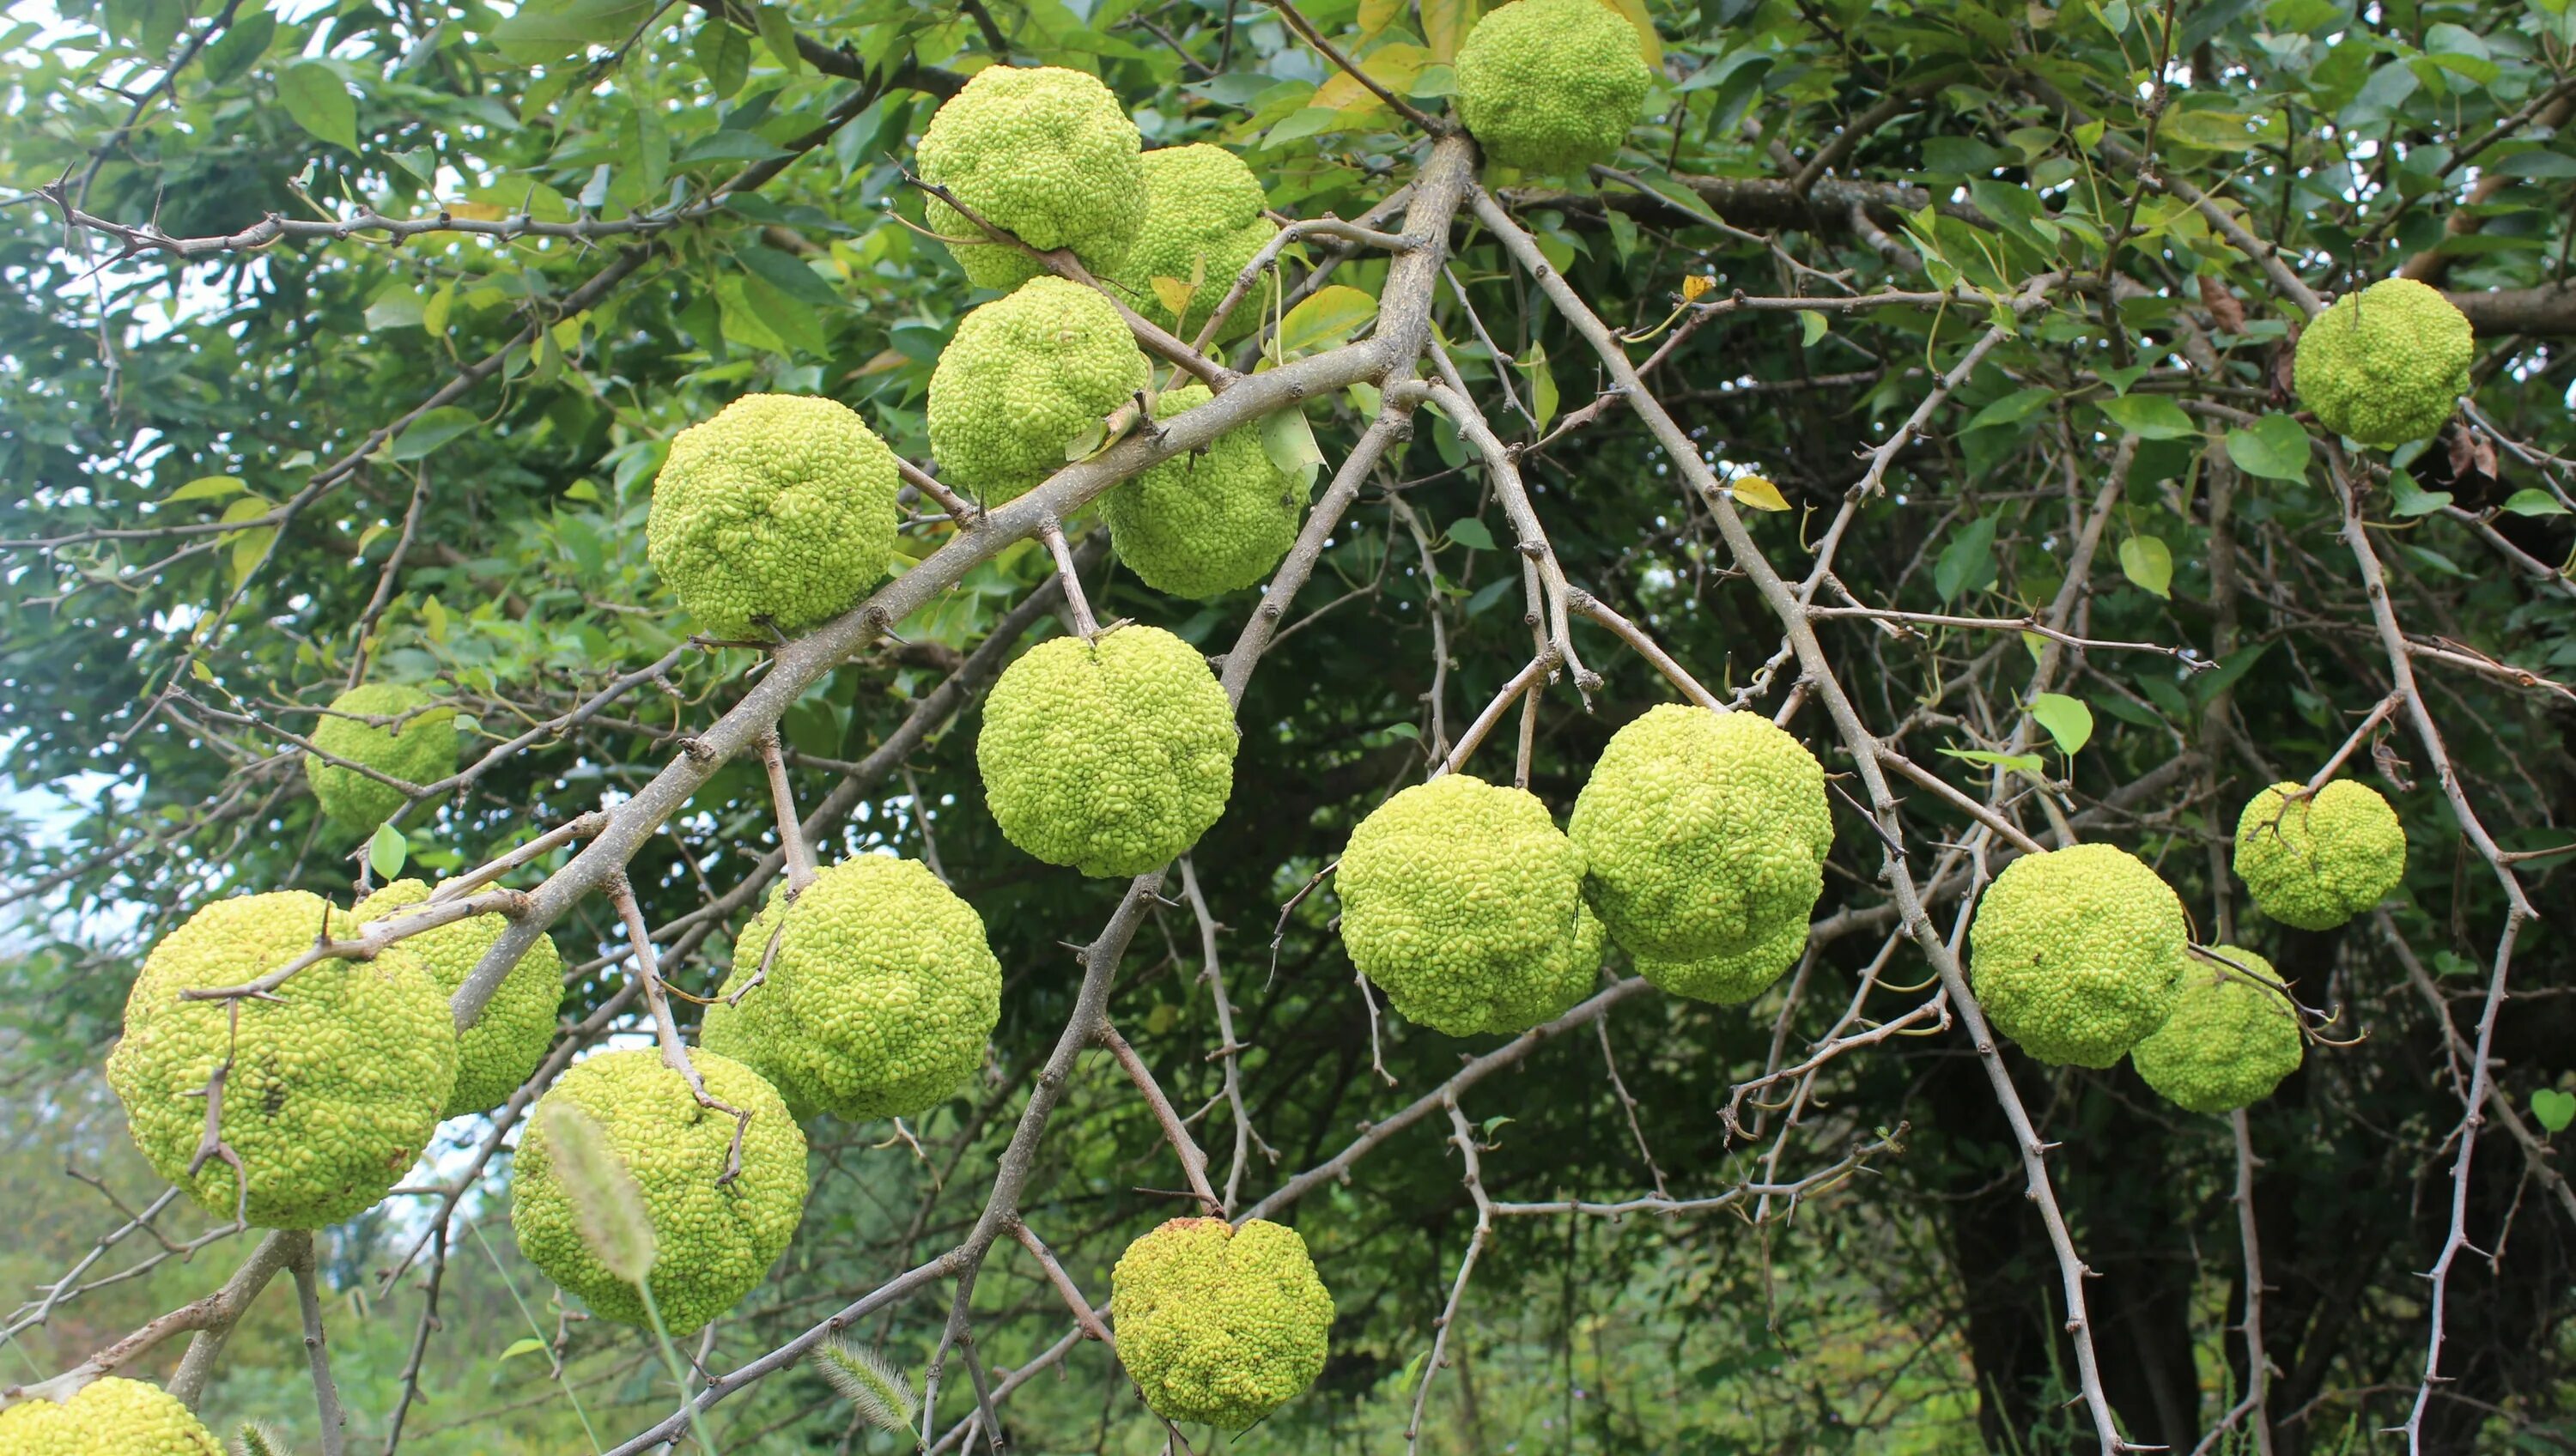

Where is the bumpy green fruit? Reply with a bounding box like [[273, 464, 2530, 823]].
[[1337, 774, 1604, 1035], [1112, 1217, 1333, 1430], [107, 891, 457, 1228], [698, 856, 1001, 1121], [918, 64, 1146, 291], [1108, 144, 1278, 344], [644, 393, 900, 640], [2131, 945, 2304, 1113], [304, 682, 456, 835], [1100, 386, 1309, 598], [977, 625, 1236, 877], [2234, 780, 2407, 931], [512, 1048, 806, 1336], [1454, 0, 1653, 174], [1568, 705, 1832, 999], [354, 878, 564, 1119], [2292, 277, 2475, 446], [927, 276, 1153, 501], [1636, 912, 1812, 1006], [1967, 843, 2188, 1068], [0, 1377, 221, 1456]]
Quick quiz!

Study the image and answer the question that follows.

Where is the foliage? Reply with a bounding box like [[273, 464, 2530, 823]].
[[3, 0, 2574, 1450]]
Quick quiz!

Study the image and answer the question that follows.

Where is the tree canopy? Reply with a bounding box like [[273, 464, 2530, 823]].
[[3, 0, 2574, 1451]]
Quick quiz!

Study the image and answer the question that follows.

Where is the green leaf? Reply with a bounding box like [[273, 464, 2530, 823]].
[[1524, 341, 1558, 434], [2096, 392, 2200, 440], [2387, 470, 2453, 518], [2225, 413, 2312, 481], [1446, 517, 1496, 551], [1965, 178, 2060, 253], [2192, 641, 2269, 703], [278, 61, 357, 152], [695, 18, 750, 99], [389, 407, 481, 462], [2118, 535, 2174, 599], [1391, 1347, 1431, 1400], [736, 273, 829, 356], [752, 1, 804, 74], [1934, 513, 2000, 602], [365, 283, 425, 331], [2028, 692, 2095, 755], [501, 1337, 550, 1362], [1938, 747, 2048, 776], [164, 475, 247, 505], [2340, 60, 2420, 130], [1261, 407, 1325, 490], [1800, 311, 1828, 348], [1964, 386, 2055, 433], [199, 7, 277, 86], [489, 0, 657, 63], [677, 130, 794, 165], [735, 243, 839, 308], [2502, 488, 2571, 517], [1274, 285, 1378, 358], [1261, 107, 1341, 149], [2533, 1089, 2576, 1134], [388, 147, 437, 184], [228, 524, 277, 588], [368, 822, 409, 879]]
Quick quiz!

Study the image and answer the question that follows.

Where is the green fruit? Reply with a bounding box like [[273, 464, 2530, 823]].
[[0, 1377, 222, 1456], [107, 891, 457, 1228], [511, 1048, 806, 1337], [2292, 277, 2475, 447], [644, 393, 901, 640], [354, 878, 564, 1118], [1636, 912, 1813, 1006], [698, 856, 1001, 1121], [1336, 774, 1604, 1036], [976, 624, 1236, 877], [1967, 843, 2188, 1068], [2233, 779, 2407, 931], [1111, 1217, 1333, 1430], [303, 682, 456, 836], [1568, 705, 1832, 1004], [918, 64, 1146, 291], [1454, 0, 1654, 175], [927, 276, 1153, 502], [2131, 945, 2305, 1113], [1108, 144, 1278, 344], [1100, 385, 1309, 598]]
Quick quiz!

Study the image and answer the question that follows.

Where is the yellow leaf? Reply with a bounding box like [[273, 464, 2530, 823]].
[[1150, 276, 1198, 317], [441, 201, 508, 221], [1729, 474, 1791, 512], [1595, 0, 1662, 66], [848, 348, 907, 378], [217, 494, 276, 525], [1680, 274, 1715, 302], [1422, 0, 1478, 62], [1275, 284, 1380, 358], [1356, 0, 1404, 42], [1309, 42, 1431, 114]]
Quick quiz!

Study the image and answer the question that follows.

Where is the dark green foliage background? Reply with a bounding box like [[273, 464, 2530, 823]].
[[3, 0, 2574, 1449]]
